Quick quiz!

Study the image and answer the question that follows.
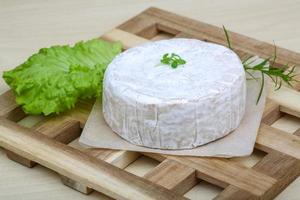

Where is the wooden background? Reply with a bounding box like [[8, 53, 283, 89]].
[[0, 0, 299, 199]]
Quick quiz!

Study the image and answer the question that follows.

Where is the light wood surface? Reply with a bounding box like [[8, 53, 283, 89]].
[[1, 1, 300, 200]]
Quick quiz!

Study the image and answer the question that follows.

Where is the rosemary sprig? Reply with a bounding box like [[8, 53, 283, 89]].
[[223, 25, 232, 50], [161, 53, 186, 68], [222, 26, 298, 104]]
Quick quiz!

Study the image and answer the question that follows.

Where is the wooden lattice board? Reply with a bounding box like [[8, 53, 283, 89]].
[[0, 7, 299, 200]]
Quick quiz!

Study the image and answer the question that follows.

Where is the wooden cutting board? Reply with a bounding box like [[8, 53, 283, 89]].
[[0, 7, 299, 200]]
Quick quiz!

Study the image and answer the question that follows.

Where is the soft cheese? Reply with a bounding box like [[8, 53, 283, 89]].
[[103, 38, 246, 149]]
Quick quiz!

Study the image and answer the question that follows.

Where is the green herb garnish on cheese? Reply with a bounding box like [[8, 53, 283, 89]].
[[3, 39, 122, 115], [160, 53, 186, 68]]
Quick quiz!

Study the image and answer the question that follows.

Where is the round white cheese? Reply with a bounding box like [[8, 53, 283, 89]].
[[103, 38, 246, 149]]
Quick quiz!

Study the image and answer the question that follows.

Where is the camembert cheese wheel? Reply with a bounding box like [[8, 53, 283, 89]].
[[103, 38, 246, 149]]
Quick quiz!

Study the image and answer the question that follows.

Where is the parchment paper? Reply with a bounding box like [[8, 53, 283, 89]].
[[79, 59, 267, 158]]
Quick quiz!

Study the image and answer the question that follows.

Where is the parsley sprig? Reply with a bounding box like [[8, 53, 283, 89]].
[[222, 26, 298, 104], [161, 53, 186, 68]]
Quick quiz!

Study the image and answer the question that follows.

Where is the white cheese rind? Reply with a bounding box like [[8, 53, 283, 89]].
[[103, 38, 246, 149]]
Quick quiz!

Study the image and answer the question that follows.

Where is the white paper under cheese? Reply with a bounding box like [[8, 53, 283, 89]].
[[103, 38, 246, 149]]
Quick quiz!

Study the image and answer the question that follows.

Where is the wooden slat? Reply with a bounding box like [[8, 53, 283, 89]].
[[256, 124, 300, 159], [64, 99, 94, 128], [62, 149, 140, 194], [262, 99, 283, 125], [63, 150, 197, 196], [151, 31, 174, 41], [60, 175, 94, 195], [64, 151, 197, 196], [6, 149, 36, 168], [85, 149, 140, 169], [280, 106, 300, 118], [5, 99, 93, 167], [214, 186, 253, 200], [215, 95, 300, 200], [214, 124, 300, 200], [214, 152, 300, 200], [142, 152, 166, 162], [294, 128, 300, 137], [268, 86, 300, 115], [142, 147, 296, 199], [142, 153, 276, 197], [144, 159, 198, 195], [136, 23, 159, 39], [0, 90, 25, 121], [0, 118, 185, 200], [102, 28, 148, 50], [252, 152, 300, 199], [34, 117, 81, 144], [118, 11, 157, 36], [169, 156, 276, 197], [6, 117, 81, 167]]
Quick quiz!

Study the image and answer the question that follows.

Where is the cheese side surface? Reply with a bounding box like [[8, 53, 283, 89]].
[[103, 38, 246, 149]]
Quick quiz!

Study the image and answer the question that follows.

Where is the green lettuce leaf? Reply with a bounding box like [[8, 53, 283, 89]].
[[3, 39, 122, 115]]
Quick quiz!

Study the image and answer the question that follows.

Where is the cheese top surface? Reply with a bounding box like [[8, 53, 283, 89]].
[[104, 38, 244, 103]]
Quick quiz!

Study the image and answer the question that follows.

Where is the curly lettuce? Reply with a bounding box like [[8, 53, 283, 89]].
[[3, 39, 122, 115]]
